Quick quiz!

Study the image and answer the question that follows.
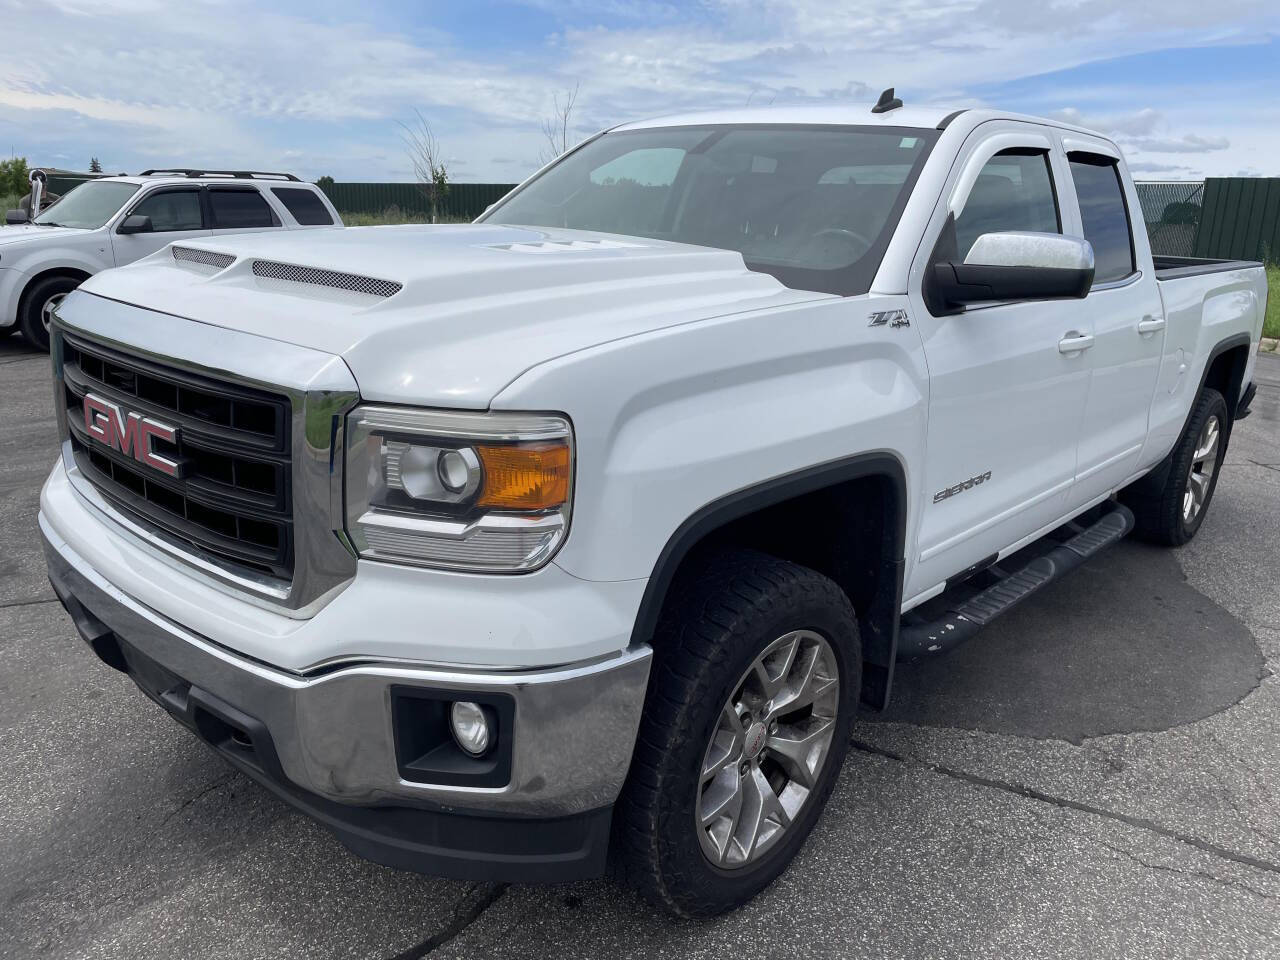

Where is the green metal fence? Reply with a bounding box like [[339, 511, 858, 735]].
[[1194, 178, 1280, 264], [319, 182, 516, 220]]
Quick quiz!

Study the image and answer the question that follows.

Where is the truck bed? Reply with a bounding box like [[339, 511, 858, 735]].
[[1153, 255, 1265, 281]]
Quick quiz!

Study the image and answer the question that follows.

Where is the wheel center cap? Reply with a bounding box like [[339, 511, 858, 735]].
[[744, 721, 768, 760]]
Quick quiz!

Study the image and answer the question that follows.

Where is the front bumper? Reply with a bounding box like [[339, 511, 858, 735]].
[[42, 515, 652, 882]]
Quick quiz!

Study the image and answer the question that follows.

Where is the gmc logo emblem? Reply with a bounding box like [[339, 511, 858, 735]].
[[83, 393, 182, 478]]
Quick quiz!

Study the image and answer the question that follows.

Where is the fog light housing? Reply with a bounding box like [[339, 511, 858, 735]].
[[450, 701, 493, 757]]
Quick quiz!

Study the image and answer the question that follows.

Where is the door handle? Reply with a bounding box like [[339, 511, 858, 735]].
[[1058, 332, 1095, 354], [1137, 316, 1166, 335]]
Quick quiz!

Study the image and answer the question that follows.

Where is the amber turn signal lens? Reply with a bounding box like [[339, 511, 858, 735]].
[[475, 442, 571, 510]]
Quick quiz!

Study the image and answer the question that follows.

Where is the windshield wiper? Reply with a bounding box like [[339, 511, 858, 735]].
[[35, 220, 63, 227]]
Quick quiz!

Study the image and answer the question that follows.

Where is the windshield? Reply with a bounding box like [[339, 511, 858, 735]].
[[33, 181, 140, 229], [481, 124, 938, 296]]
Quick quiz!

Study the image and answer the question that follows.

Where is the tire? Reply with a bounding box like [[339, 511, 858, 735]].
[[1124, 387, 1229, 546], [19, 275, 81, 352], [613, 550, 861, 917]]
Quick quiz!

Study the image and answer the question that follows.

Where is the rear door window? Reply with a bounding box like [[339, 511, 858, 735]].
[[1068, 154, 1136, 284], [954, 150, 1061, 259], [271, 187, 334, 226], [208, 188, 279, 229]]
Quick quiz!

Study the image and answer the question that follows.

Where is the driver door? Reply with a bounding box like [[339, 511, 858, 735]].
[[903, 124, 1093, 601], [110, 186, 212, 266]]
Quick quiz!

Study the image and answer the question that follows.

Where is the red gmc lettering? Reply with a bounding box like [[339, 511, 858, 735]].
[[82, 393, 181, 478]]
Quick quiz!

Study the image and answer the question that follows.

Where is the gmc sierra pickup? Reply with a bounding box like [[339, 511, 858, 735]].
[[39, 96, 1268, 917]]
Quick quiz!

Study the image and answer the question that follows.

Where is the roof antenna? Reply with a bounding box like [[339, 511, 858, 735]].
[[871, 87, 903, 114]]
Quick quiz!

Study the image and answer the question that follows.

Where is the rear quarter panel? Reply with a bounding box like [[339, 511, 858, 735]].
[[494, 294, 929, 585], [1149, 265, 1266, 460]]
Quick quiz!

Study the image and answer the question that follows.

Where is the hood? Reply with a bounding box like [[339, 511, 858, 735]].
[[0, 223, 85, 247], [77, 224, 826, 407]]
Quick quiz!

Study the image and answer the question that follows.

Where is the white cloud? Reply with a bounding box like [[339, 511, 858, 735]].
[[0, 0, 1275, 181]]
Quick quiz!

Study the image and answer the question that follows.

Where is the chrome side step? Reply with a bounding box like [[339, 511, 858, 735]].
[[897, 504, 1135, 659]]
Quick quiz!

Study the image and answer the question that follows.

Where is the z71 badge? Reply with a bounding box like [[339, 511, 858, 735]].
[[868, 309, 910, 328], [934, 470, 992, 503]]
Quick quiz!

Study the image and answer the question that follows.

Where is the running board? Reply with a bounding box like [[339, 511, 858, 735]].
[[897, 504, 1135, 659]]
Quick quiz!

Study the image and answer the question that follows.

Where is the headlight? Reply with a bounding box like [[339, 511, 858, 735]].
[[345, 406, 573, 572]]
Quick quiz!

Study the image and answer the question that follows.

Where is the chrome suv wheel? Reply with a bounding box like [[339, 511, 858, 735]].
[[1182, 412, 1220, 525]]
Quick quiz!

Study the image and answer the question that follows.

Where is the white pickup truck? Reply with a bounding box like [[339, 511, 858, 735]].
[[39, 97, 1268, 917], [1, 170, 342, 350]]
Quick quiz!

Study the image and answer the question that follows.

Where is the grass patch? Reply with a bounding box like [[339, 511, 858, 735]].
[[338, 205, 471, 227], [1266, 264, 1279, 340]]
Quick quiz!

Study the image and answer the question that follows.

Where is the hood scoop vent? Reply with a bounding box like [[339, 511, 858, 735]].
[[251, 259, 402, 299], [489, 238, 647, 255], [172, 246, 235, 272]]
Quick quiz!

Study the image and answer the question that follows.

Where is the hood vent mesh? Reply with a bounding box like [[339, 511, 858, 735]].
[[252, 260, 402, 298], [172, 246, 235, 270]]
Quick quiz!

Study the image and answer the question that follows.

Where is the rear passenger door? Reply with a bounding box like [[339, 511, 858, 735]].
[[1058, 138, 1165, 507], [110, 186, 211, 265], [207, 186, 282, 237], [905, 125, 1093, 601]]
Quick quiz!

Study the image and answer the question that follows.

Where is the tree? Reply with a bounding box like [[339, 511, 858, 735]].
[[399, 109, 449, 223], [0, 156, 30, 196], [89, 157, 102, 173], [539, 83, 581, 166], [316, 175, 335, 191]]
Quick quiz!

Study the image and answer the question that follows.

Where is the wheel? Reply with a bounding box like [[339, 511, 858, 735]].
[[613, 550, 860, 917], [19, 275, 80, 352], [1124, 387, 1228, 546]]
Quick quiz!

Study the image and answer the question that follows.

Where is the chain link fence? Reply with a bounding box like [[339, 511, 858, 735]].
[[1134, 181, 1204, 258]]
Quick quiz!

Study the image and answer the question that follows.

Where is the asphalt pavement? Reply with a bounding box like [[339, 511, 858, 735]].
[[3, 333, 1279, 959]]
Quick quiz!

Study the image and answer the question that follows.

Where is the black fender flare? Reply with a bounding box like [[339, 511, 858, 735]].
[[628, 452, 909, 710]]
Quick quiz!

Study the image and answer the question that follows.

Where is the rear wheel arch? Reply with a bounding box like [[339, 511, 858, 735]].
[[629, 453, 908, 710]]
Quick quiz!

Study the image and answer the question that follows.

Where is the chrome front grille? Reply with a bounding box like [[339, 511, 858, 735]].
[[60, 334, 295, 579]]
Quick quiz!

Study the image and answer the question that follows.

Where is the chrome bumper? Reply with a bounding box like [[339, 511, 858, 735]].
[[41, 515, 651, 818]]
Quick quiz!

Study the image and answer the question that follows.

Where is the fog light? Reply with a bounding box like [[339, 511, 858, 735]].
[[450, 701, 492, 757]]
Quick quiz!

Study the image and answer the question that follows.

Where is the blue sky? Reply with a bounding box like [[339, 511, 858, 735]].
[[1, 0, 1276, 184]]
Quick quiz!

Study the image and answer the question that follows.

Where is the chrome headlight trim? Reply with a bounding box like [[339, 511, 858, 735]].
[[345, 405, 574, 573]]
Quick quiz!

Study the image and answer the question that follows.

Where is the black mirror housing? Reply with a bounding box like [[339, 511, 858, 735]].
[[5, 209, 28, 225], [117, 214, 153, 235], [931, 261, 1094, 309]]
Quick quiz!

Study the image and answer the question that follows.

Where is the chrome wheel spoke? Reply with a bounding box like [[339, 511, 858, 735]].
[[1194, 419, 1219, 463], [764, 719, 835, 790], [767, 647, 836, 722], [700, 704, 742, 783], [734, 765, 789, 862]]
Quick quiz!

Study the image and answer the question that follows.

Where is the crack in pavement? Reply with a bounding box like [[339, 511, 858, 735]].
[[850, 739, 1280, 879], [385, 882, 508, 960], [0, 597, 58, 611], [160, 773, 237, 826], [1080, 833, 1280, 904]]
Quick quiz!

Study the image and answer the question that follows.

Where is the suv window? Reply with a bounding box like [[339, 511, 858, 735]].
[[271, 187, 333, 226], [954, 150, 1060, 260], [208, 188, 278, 229], [1068, 154, 1135, 284], [129, 188, 204, 232]]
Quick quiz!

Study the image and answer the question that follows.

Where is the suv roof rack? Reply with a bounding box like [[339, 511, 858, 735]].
[[138, 168, 301, 182]]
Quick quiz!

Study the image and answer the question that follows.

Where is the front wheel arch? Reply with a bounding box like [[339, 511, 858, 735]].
[[629, 453, 907, 710]]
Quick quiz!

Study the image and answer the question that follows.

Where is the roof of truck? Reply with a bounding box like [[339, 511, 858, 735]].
[[615, 104, 1109, 140], [92, 174, 315, 188]]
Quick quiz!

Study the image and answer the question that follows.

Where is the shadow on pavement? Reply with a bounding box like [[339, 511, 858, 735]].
[[880, 539, 1267, 743]]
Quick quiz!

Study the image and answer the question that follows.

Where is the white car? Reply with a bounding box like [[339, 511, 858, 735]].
[[1, 170, 342, 350], [39, 97, 1268, 917]]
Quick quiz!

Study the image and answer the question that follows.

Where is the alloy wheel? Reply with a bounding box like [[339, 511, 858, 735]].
[[696, 630, 840, 869], [41, 292, 67, 333], [1182, 413, 1220, 524]]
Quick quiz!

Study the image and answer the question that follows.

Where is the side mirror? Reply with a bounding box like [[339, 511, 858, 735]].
[[930, 232, 1094, 311], [5, 210, 28, 225], [117, 214, 153, 235]]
